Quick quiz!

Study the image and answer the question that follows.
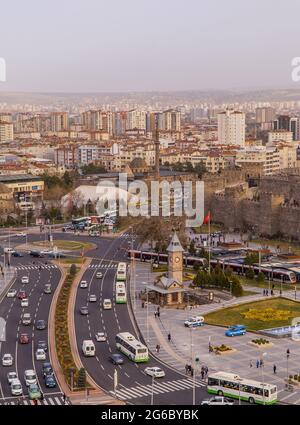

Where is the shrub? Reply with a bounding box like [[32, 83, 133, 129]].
[[245, 268, 255, 280], [70, 264, 77, 276], [78, 368, 86, 388]]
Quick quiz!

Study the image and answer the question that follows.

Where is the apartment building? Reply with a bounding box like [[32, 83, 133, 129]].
[[268, 130, 293, 143], [0, 121, 14, 142], [217, 110, 245, 146]]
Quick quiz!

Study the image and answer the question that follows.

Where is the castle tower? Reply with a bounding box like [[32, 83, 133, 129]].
[[167, 232, 184, 284]]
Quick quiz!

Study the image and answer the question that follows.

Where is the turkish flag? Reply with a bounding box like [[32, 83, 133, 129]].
[[203, 212, 211, 225]]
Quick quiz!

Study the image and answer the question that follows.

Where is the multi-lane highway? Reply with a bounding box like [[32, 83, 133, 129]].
[[0, 230, 208, 405]]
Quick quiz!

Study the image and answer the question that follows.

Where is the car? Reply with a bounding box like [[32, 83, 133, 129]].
[[18, 290, 27, 300], [12, 251, 24, 257], [22, 313, 32, 325], [45, 375, 57, 388], [19, 333, 30, 344], [37, 340, 48, 352], [29, 250, 44, 258], [24, 369, 37, 386], [40, 249, 52, 255], [35, 348, 46, 361], [89, 294, 97, 303], [49, 251, 66, 258], [80, 280, 88, 288], [7, 371, 18, 385], [184, 316, 205, 328], [109, 353, 124, 365], [2, 353, 13, 366], [225, 325, 247, 337], [42, 362, 53, 378], [36, 319, 46, 330], [11, 379, 23, 396], [95, 332, 106, 342], [21, 276, 29, 284], [201, 396, 234, 406], [28, 383, 41, 400], [21, 298, 29, 307], [44, 284, 52, 294], [103, 299, 112, 310], [16, 232, 26, 237], [80, 306, 89, 315], [96, 272, 103, 279], [7, 288, 17, 298], [144, 367, 165, 378]]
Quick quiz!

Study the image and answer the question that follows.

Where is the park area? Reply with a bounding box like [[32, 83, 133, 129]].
[[204, 297, 300, 331]]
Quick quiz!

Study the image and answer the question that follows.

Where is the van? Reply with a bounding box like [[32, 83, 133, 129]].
[[103, 299, 112, 310], [22, 313, 32, 325], [82, 340, 95, 357]]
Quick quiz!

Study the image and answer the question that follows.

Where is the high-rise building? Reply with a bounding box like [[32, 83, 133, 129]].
[[0, 121, 14, 141], [50, 112, 69, 132], [256, 107, 275, 124], [217, 110, 245, 146], [274, 115, 300, 140], [162, 109, 181, 131]]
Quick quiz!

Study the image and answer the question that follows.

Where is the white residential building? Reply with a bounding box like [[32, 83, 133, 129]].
[[217, 110, 245, 146]]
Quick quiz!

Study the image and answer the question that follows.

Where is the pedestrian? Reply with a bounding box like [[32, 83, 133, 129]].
[[204, 366, 208, 376], [263, 289, 265, 296], [157, 311, 160, 318], [157, 306, 160, 314], [287, 348, 290, 358], [63, 393, 66, 404], [273, 364, 277, 374], [271, 289, 274, 296], [156, 344, 160, 353], [256, 359, 259, 368], [249, 360, 253, 368], [40, 392, 44, 401], [168, 332, 171, 342], [266, 289, 268, 296], [190, 367, 194, 377], [201, 367, 205, 379], [260, 359, 264, 368], [185, 364, 189, 374], [154, 312, 157, 319]]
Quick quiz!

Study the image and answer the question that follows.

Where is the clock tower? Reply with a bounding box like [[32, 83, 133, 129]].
[[167, 232, 184, 284]]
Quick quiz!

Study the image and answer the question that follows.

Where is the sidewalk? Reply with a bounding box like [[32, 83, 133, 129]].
[[0, 266, 16, 302]]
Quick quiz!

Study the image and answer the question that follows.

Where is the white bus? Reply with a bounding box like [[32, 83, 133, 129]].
[[207, 371, 277, 405], [115, 282, 127, 304], [116, 332, 149, 363], [116, 262, 127, 282]]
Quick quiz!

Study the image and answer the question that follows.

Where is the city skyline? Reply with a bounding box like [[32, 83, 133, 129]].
[[1, 0, 300, 92]]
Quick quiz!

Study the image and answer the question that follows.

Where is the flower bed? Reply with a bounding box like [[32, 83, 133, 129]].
[[249, 338, 273, 349], [213, 344, 236, 355]]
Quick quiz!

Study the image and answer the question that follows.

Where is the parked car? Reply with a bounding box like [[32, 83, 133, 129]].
[[7, 288, 17, 298], [35, 348, 46, 361], [45, 375, 57, 388], [28, 383, 41, 400], [95, 332, 106, 342], [7, 371, 18, 385], [201, 396, 234, 405], [225, 325, 247, 337], [2, 353, 13, 366], [36, 319, 46, 330], [24, 369, 37, 386], [184, 316, 205, 328], [80, 306, 89, 315], [144, 367, 165, 378], [109, 353, 124, 365], [19, 333, 30, 344], [11, 379, 22, 396]]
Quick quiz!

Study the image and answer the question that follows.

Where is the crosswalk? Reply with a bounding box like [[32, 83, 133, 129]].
[[88, 263, 118, 269], [109, 378, 205, 401], [0, 395, 69, 405], [16, 265, 58, 271]]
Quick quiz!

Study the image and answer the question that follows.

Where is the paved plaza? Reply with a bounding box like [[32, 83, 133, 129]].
[[131, 262, 300, 404]]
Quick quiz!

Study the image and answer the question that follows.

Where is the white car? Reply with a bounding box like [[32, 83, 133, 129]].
[[35, 348, 46, 361], [144, 367, 165, 378], [95, 332, 106, 342], [21, 298, 29, 307], [11, 379, 22, 396], [24, 369, 37, 387], [7, 288, 17, 298], [40, 249, 52, 255], [201, 396, 234, 406], [7, 371, 18, 385], [80, 280, 88, 288], [96, 272, 103, 279], [2, 353, 13, 366], [21, 276, 29, 284], [184, 316, 205, 328], [103, 299, 112, 310], [89, 294, 97, 302], [16, 232, 26, 237]]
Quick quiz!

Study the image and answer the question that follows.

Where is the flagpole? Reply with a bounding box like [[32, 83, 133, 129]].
[[208, 211, 211, 274]]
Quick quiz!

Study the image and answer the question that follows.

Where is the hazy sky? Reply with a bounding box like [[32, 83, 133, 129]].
[[1, 0, 300, 92]]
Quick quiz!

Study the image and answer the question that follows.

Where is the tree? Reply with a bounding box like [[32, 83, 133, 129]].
[[194, 162, 207, 178], [257, 272, 265, 282], [189, 239, 196, 256], [245, 267, 255, 280], [70, 264, 77, 276], [244, 252, 259, 265], [77, 368, 86, 388], [81, 163, 106, 175]]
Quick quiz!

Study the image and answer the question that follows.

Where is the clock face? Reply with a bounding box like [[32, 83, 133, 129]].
[[175, 256, 180, 263]]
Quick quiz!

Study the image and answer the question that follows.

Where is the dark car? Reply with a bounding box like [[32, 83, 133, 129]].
[[45, 375, 57, 388], [80, 306, 89, 315], [42, 362, 53, 378], [19, 333, 30, 344], [37, 340, 48, 352], [12, 251, 24, 257], [29, 250, 44, 258], [36, 320, 46, 330], [18, 290, 27, 300], [109, 353, 124, 365]]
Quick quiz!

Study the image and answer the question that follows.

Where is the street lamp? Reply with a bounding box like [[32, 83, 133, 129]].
[[280, 275, 283, 296], [287, 350, 290, 381], [261, 352, 267, 406]]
